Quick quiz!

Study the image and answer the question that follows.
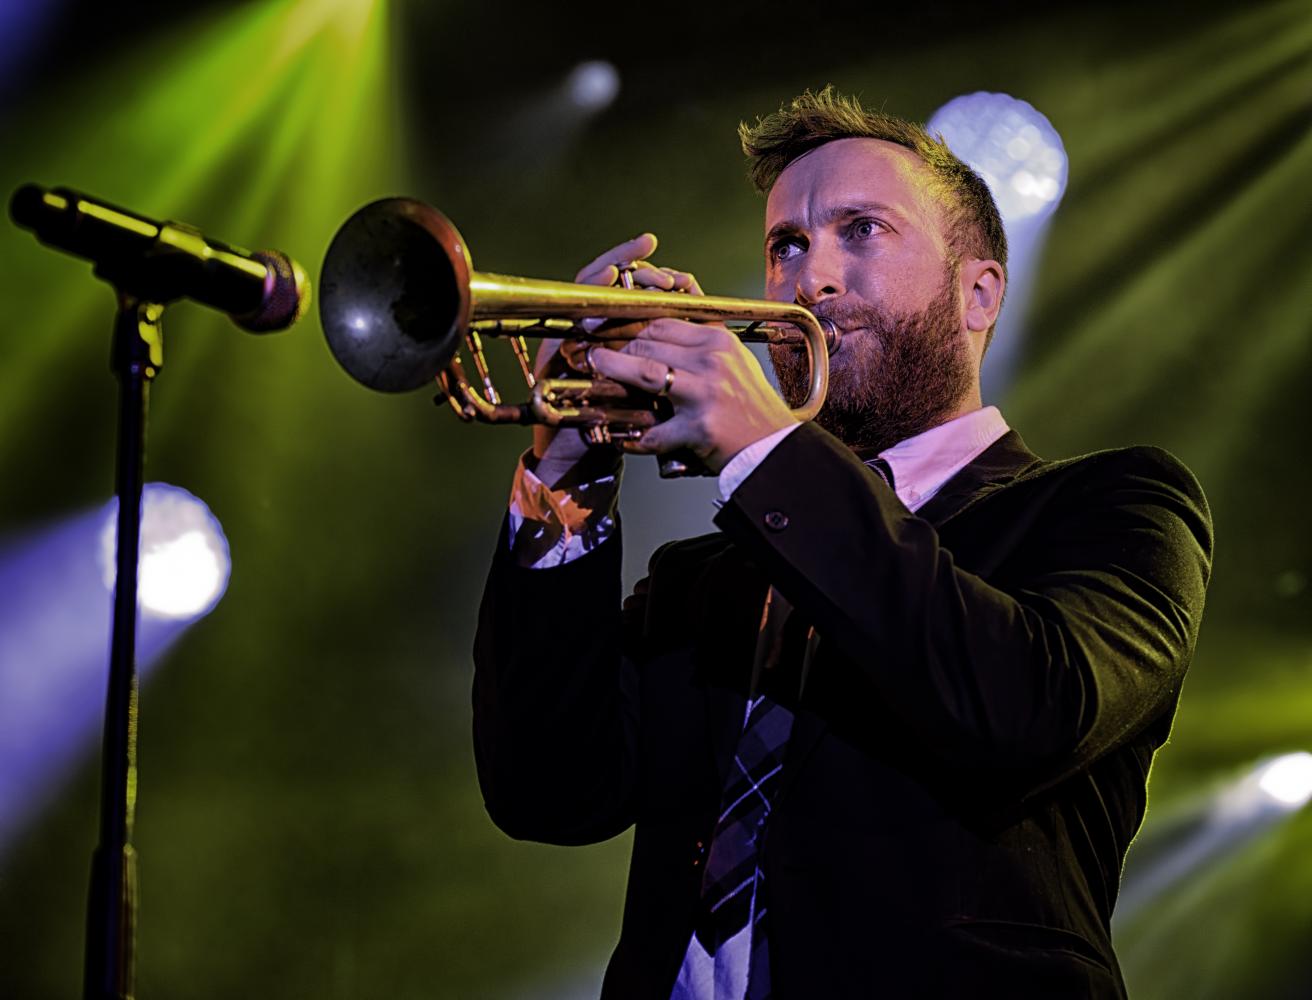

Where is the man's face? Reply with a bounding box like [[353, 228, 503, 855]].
[[764, 137, 979, 453]]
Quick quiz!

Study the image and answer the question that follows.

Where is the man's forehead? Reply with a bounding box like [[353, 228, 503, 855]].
[[765, 137, 941, 228]]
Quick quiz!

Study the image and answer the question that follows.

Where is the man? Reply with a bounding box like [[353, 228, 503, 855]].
[[472, 88, 1212, 998]]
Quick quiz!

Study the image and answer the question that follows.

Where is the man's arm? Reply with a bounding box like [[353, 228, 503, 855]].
[[714, 422, 1213, 778], [472, 234, 707, 842], [473, 523, 644, 845]]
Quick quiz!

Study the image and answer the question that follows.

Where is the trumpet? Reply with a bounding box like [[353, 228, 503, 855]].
[[319, 198, 836, 474]]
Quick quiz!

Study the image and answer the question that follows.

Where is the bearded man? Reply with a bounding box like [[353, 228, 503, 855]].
[[472, 88, 1212, 999]]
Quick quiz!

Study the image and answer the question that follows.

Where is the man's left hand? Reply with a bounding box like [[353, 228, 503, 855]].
[[587, 319, 800, 474]]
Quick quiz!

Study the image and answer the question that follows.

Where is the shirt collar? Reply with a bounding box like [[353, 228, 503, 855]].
[[879, 406, 1010, 512]]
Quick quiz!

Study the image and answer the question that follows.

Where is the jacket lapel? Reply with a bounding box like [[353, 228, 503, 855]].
[[914, 430, 1043, 526]]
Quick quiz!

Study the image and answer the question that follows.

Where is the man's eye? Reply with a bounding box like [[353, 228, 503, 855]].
[[771, 240, 803, 263], [849, 218, 883, 239]]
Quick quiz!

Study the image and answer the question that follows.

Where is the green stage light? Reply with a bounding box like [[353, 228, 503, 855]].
[[0, 0, 405, 477], [0, 2, 376, 414]]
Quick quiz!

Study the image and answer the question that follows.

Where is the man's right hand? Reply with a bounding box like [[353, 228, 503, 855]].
[[530, 232, 701, 486]]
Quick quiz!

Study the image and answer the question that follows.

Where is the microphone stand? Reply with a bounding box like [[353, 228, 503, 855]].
[[6, 181, 305, 997], [83, 293, 166, 1000], [8, 184, 307, 999]]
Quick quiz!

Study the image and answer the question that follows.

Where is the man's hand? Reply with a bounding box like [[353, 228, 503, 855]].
[[587, 318, 800, 475], [530, 233, 700, 484]]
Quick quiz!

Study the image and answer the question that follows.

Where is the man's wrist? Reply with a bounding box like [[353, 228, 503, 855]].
[[707, 418, 801, 475], [716, 423, 802, 503], [509, 446, 623, 569], [526, 444, 623, 490]]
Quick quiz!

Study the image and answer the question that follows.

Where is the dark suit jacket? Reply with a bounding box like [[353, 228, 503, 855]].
[[472, 422, 1213, 998]]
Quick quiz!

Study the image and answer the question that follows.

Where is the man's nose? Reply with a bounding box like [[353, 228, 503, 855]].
[[795, 250, 845, 305]]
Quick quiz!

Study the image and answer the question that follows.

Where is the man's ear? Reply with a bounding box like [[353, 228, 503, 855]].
[[961, 258, 1005, 334]]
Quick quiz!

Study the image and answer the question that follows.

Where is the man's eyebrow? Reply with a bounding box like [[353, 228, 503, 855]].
[[765, 202, 903, 248], [765, 220, 803, 247], [821, 201, 902, 225]]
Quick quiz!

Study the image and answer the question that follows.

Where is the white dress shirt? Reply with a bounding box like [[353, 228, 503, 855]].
[[508, 407, 1010, 569]]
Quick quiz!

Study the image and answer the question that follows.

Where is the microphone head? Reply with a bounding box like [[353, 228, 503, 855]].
[[236, 250, 311, 332], [8, 183, 51, 231]]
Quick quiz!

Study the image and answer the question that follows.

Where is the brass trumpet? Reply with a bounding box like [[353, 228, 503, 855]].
[[319, 198, 836, 473]]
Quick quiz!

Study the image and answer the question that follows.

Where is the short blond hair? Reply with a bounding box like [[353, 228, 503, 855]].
[[739, 86, 1008, 275]]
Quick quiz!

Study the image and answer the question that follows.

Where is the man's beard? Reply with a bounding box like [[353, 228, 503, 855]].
[[770, 268, 975, 454]]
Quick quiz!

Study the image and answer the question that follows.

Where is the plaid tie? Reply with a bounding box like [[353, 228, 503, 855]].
[[693, 456, 893, 995], [695, 588, 798, 998]]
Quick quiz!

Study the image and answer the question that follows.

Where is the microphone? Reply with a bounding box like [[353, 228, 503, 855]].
[[9, 184, 310, 332]]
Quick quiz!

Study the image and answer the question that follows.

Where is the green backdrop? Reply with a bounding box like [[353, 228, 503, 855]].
[[1, 1, 1309, 996]]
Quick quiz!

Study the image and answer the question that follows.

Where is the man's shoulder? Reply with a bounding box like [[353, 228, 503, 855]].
[[928, 437, 1210, 543], [1013, 443, 1206, 504]]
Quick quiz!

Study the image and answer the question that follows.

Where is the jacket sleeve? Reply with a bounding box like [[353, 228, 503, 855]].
[[713, 422, 1213, 776], [472, 517, 647, 845]]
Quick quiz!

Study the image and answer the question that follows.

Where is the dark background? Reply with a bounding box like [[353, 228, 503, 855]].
[[1, 1, 1309, 996]]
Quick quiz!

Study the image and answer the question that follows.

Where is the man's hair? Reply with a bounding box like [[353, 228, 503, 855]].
[[739, 86, 1008, 278]]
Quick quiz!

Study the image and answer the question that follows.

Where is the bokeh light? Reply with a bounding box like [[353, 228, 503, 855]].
[[1256, 753, 1312, 808], [929, 91, 1070, 398], [97, 483, 230, 620], [566, 60, 620, 111], [928, 91, 1068, 224]]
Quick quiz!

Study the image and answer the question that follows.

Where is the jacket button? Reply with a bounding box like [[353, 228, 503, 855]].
[[764, 510, 789, 531]]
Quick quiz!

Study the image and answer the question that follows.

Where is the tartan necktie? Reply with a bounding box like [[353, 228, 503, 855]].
[[695, 691, 792, 993], [692, 455, 894, 995], [695, 588, 799, 998]]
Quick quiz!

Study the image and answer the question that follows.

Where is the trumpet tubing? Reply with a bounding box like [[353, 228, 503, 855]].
[[319, 198, 833, 447]]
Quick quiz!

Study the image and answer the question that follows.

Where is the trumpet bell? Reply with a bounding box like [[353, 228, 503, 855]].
[[320, 198, 471, 392]]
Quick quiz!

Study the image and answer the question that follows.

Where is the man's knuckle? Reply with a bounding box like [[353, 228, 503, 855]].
[[705, 329, 733, 353]]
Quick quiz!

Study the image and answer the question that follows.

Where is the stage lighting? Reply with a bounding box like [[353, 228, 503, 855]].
[[1255, 752, 1312, 808], [566, 60, 620, 111], [928, 92, 1069, 398], [97, 483, 230, 620], [1116, 750, 1312, 922], [1211, 751, 1312, 822], [0, 483, 229, 851], [928, 92, 1068, 225]]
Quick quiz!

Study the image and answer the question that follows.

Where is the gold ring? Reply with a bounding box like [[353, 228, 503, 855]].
[[657, 365, 675, 397]]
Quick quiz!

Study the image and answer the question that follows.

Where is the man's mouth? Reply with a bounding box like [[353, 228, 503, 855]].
[[818, 317, 844, 357], [817, 319, 870, 358]]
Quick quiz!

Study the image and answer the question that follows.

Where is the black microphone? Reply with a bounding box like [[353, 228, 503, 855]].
[[9, 184, 310, 332]]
